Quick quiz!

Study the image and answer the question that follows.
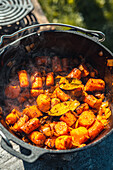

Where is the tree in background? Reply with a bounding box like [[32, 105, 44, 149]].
[[38, 0, 113, 51]]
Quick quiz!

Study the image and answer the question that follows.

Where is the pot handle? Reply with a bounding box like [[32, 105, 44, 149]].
[[0, 127, 49, 163], [0, 23, 105, 52]]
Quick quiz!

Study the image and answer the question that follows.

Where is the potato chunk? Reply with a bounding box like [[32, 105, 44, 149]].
[[70, 127, 89, 146], [36, 94, 51, 112], [85, 78, 105, 91], [18, 70, 29, 88], [23, 105, 43, 118], [60, 111, 76, 127], [67, 68, 81, 79], [29, 131, 46, 146], [55, 135, 72, 150]]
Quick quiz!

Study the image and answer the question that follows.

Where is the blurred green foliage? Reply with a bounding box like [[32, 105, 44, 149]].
[[38, 0, 113, 51]]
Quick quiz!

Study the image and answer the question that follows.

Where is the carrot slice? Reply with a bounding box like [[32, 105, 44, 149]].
[[20, 118, 40, 134], [84, 95, 102, 109], [54, 121, 68, 136], [88, 119, 104, 140], [78, 110, 95, 128], [55, 87, 70, 102]]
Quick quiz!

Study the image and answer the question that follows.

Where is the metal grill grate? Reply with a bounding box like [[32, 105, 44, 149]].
[[0, 0, 33, 26]]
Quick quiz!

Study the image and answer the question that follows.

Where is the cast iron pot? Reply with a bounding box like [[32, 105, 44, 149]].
[[0, 23, 113, 163]]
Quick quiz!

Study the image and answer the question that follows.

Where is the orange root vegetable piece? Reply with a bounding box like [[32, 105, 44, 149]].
[[54, 121, 69, 136], [30, 89, 44, 97], [62, 58, 69, 72], [52, 56, 62, 72], [31, 72, 43, 89], [85, 78, 105, 92], [55, 135, 72, 150], [45, 138, 56, 149], [36, 94, 51, 112], [23, 105, 43, 118], [5, 109, 20, 125], [78, 110, 95, 128], [29, 131, 46, 146], [5, 85, 20, 99], [51, 98, 60, 108], [12, 114, 29, 132], [70, 127, 89, 145], [18, 70, 29, 88], [84, 95, 102, 109], [79, 64, 89, 77], [55, 87, 70, 102], [46, 72, 54, 86], [88, 119, 104, 140], [40, 124, 53, 137], [20, 118, 40, 134], [67, 68, 81, 79], [76, 103, 89, 115], [60, 111, 77, 127]]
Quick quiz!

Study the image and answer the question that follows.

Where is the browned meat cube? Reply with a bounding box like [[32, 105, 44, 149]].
[[62, 58, 69, 72], [5, 85, 20, 99], [35, 56, 48, 66], [52, 56, 62, 72]]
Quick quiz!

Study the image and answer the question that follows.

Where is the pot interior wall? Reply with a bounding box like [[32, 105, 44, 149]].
[[0, 30, 113, 145]]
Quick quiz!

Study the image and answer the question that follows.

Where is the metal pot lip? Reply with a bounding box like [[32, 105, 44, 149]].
[[0, 122, 113, 154], [0, 23, 113, 57]]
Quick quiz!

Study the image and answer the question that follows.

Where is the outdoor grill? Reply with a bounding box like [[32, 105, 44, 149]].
[[0, 1, 113, 170], [0, 0, 38, 36]]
